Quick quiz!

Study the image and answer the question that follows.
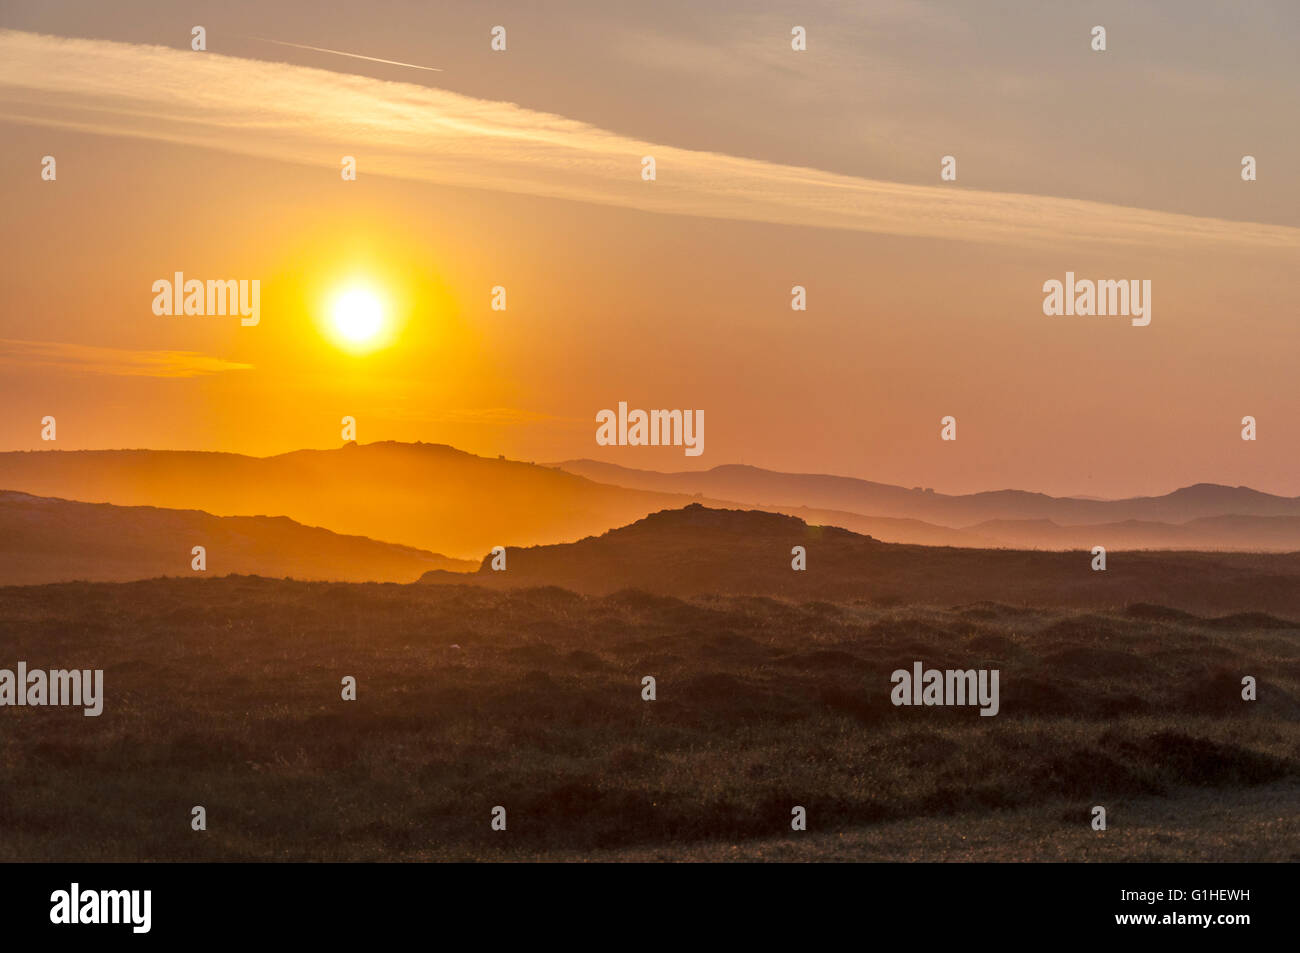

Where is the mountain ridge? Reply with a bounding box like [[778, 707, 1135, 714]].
[[2, 442, 1298, 557], [0, 489, 473, 584], [420, 503, 1300, 616], [553, 459, 1300, 527]]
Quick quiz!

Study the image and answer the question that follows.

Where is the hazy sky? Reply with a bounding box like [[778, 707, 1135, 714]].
[[1, 1, 1297, 497]]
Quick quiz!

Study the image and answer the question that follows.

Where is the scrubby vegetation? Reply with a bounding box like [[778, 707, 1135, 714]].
[[1, 576, 1295, 861]]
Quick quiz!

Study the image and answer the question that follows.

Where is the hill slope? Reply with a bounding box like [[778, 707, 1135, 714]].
[[969, 514, 1300, 551], [422, 504, 1300, 616], [0, 443, 700, 558], [0, 443, 1003, 554], [5, 444, 1298, 555], [0, 490, 472, 584]]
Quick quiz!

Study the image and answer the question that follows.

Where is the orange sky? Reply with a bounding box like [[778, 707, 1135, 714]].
[[1, 3, 1297, 498]]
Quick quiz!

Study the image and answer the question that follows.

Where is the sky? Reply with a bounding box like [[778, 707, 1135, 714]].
[[1, 1, 1297, 498]]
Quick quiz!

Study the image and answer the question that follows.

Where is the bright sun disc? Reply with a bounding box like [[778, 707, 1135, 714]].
[[330, 288, 385, 345]]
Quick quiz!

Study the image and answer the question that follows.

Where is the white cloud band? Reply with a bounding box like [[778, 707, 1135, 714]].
[[2, 29, 1296, 252]]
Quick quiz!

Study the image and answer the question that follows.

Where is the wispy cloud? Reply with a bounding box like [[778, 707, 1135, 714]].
[[1, 29, 1296, 252], [242, 36, 443, 72], [0, 338, 252, 378]]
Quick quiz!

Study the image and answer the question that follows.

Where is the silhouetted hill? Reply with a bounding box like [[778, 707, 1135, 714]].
[[554, 460, 1300, 530], [0, 443, 707, 558], [0, 443, 998, 555], [0, 490, 473, 584], [779, 508, 997, 548], [5, 444, 1297, 556], [423, 504, 1300, 616]]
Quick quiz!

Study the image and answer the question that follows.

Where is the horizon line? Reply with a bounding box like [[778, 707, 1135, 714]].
[[0, 440, 1291, 503]]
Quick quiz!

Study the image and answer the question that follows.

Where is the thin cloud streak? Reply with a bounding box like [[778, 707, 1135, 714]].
[[242, 35, 444, 71], [0, 339, 253, 378], [1, 30, 1297, 252]]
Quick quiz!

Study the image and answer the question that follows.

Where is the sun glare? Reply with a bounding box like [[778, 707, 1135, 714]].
[[328, 285, 387, 350]]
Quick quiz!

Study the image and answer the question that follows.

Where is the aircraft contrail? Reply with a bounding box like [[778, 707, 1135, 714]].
[[244, 35, 443, 71], [3, 30, 1297, 253]]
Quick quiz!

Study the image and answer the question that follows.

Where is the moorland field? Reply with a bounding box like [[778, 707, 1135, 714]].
[[1, 573, 1295, 861]]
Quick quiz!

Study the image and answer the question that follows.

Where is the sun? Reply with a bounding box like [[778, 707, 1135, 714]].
[[330, 286, 386, 347], [315, 270, 408, 355]]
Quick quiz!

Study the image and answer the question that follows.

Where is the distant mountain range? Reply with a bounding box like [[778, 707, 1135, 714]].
[[0, 443, 694, 558], [0, 490, 471, 585], [0, 444, 1296, 574], [421, 503, 1300, 617], [554, 459, 1300, 551], [555, 459, 1300, 524], [965, 515, 1300, 551]]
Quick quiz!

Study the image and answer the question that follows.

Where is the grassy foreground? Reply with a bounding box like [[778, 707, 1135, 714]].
[[1, 576, 1295, 861]]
